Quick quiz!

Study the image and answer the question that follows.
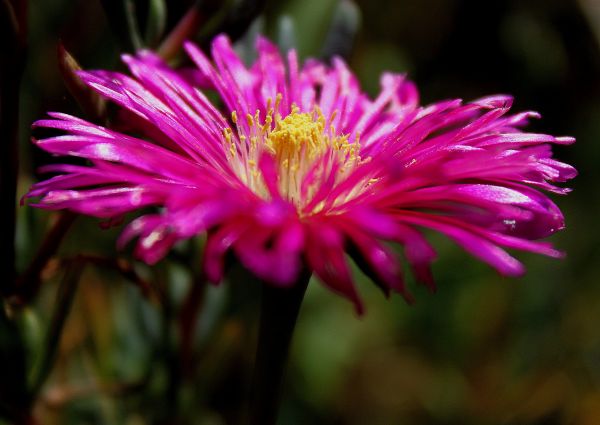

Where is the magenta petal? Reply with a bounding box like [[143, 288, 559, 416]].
[[258, 154, 283, 200], [393, 224, 437, 289], [305, 221, 364, 314], [343, 223, 412, 301], [203, 222, 246, 283], [398, 213, 526, 276], [256, 36, 288, 111], [118, 215, 177, 264], [232, 221, 302, 286]]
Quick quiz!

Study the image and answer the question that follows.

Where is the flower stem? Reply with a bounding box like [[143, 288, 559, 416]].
[[16, 212, 76, 304], [29, 258, 83, 396], [247, 271, 310, 425]]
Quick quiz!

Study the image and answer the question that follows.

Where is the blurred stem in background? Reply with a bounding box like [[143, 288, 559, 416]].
[[28, 259, 84, 398], [0, 307, 30, 424], [179, 272, 208, 377], [157, 2, 204, 60], [0, 4, 35, 421], [0, 0, 27, 297], [16, 212, 76, 304]]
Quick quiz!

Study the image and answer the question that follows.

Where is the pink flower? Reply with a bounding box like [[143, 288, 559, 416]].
[[26, 35, 576, 313]]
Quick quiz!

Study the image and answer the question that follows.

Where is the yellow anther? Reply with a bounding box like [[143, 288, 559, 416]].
[[262, 112, 273, 132], [314, 104, 323, 116], [226, 97, 366, 212], [267, 111, 326, 160], [330, 109, 338, 123], [223, 127, 232, 142]]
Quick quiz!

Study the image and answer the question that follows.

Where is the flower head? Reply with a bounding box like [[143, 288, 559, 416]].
[[26, 35, 576, 313]]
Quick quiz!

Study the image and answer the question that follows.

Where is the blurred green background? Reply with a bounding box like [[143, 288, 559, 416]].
[[5, 0, 600, 424]]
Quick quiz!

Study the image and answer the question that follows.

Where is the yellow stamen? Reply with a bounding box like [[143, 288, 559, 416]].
[[224, 97, 366, 213]]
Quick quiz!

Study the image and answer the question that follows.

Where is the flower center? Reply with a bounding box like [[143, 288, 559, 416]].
[[225, 97, 362, 213], [266, 110, 333, 165]]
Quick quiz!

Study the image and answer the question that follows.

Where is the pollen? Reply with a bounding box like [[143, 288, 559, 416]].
[[266, 107, 325, 160], [223, 95, 363, 211], [265, 105, 357, 170]]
